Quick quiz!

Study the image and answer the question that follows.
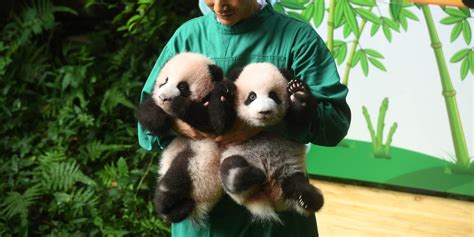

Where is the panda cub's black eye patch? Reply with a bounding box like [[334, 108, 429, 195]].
[[269, 91, 281, 104], [177, 81, 190, 97], [245, 92, 257, 105]]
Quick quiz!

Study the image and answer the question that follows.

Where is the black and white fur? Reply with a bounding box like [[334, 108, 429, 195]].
[[137, 52, 235, 225], [220, 62, 323, 222]]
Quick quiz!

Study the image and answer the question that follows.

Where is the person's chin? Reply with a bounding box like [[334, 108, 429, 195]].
[[217, 15, 238, 26]]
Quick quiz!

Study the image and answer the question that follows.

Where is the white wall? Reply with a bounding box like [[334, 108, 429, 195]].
[[314, 4, 473, 161]]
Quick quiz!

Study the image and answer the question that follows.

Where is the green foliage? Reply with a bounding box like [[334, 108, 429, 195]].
[[440, 6, 473, 81], [0, 0, 199, 235]]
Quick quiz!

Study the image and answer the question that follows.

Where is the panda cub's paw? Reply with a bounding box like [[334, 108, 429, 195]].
[[287, 79, 312, 109], [154, 191, 195, 223], [207, 80, 237, 134], [295, 185, 324, 213]]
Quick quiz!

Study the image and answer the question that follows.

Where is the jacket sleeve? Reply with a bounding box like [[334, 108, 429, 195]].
[[286, 28, 351, 146], [137, 42, 178, 151]]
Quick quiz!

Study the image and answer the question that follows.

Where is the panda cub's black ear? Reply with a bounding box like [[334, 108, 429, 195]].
[[227, 67, 243, 82], [279, 69, 295, 81], [208, 64, 224, 82]]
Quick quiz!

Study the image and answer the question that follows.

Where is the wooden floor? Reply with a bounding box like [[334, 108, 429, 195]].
[[311, 180, 474, 237]]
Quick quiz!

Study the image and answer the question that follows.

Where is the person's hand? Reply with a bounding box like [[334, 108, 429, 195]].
[[215, 119, 263, 146], [173, 119, 215, 140]]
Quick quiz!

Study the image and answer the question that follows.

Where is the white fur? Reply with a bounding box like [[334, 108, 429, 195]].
[[233, 63, 289, 127], [221, 62, 313, 222], [152, 52, 216, 115], [158, 138, 223, 226]]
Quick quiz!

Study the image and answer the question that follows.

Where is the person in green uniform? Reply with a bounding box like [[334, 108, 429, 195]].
[[138, 0, 351, 236]]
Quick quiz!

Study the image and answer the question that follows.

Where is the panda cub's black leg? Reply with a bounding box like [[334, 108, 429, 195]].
[[220, 155, 266, 193], [154, 148, 195, 223], [286, 79, 318, 131], [281, 173, 324, 212]]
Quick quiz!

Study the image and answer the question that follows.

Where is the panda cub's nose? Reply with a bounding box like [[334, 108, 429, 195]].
[[159, 95, 171, 102], [259, 110, 272, 115]]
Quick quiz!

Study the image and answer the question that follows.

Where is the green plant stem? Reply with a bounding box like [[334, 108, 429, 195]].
[[377, 98, 389, 151], [384, 122, 398, 155], [327, 0, 336, 53], [341, 7, 372, 86], [421, 5, 470, 167], [362, 106, 377, 151]]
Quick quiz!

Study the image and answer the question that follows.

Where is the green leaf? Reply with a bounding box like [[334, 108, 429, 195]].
[[382, 24, 392, 42], [360, 53, 369, 76], [343, 23, 352, 38], [350, 0, 375, 7], [399, 14, 408, 31], [355, 8, 382, 24], [287, 11, 308, 22], [443, 7, 468, 18], [450, 49, 470, 63], [302, 3, 314, 22], [312, 0, 325, 27], [450, 22, 463, 42], [365, 49, 384, 59], [53, 6, 78, 15], [368, 57, 387, 71], [54, 192, 72, 203], [402, 9, 419, 21], [117, 157, 129, 176], [352, 50, 362, 68], [335, 43, 348, 65], [460, 7, 471, 17], [343, 0, 360, 37], [370, 23, 380, 36], [383, 17, 400, 32], [280, 0, 307, 10], [470, 51, 474, 74], [440, 16, 462, 25], [334, 0, 345, 27], [462, 21, 472, 44], [460, 58, 469, 80], [273, 3, 286, 13], [389, 0, 403, 21]]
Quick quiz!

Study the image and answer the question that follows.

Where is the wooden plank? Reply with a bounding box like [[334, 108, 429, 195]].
[[311, 180, 474, 236]]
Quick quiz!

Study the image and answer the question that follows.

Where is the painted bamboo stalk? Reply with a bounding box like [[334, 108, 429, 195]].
[[327, 0, 336, 53], [341, 7, 372, 86], [421, 5, 470, 167]]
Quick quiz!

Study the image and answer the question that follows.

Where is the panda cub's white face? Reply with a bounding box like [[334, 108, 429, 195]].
[[152, 53, 217, 115], [234, 63, 289, 127]]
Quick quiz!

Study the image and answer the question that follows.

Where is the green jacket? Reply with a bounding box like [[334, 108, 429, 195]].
[[138, 3, 350, 237]]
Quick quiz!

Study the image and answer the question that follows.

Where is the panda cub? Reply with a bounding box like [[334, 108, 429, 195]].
[[137, 52, 236, 224], [220, 62, 324, 222]]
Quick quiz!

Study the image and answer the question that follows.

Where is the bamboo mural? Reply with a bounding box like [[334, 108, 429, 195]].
[[420, 4, 471, 168], [341, 7, 371, 86]]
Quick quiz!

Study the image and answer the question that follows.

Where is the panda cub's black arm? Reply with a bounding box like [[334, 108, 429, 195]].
[[174, 101, 216, 134], [176, 80, 236, 135], [285, 79, 318, 132], [207, 80, 237, 134], [137, 97, 174, 136]]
